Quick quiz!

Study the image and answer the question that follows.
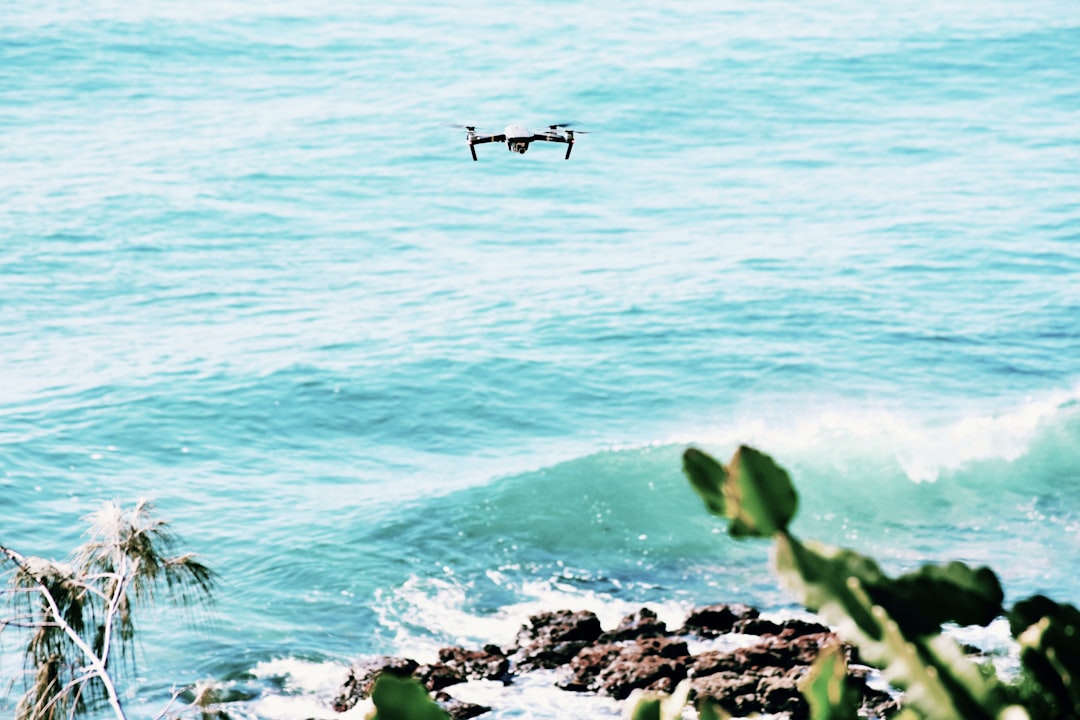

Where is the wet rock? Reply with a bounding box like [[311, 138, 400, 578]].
[[735, 616, 833, 639], [417, 662, 465, 692], [860, 685, 901, 719], [557, 643, 623, 692], [689, 649, 742, 678], [679, 603, 760, 637], [509, 609, 604, 670], [332, 605, 901, 720], [757, 668, 807, 716], [731, 631, 837, 669], [691, 666, 807, 716], [559, 637, 691, 699], [690, 670, 765, 717], [433, 691, 492, 719], [598, 607, 670, 642], [438, 645, 511, 684]]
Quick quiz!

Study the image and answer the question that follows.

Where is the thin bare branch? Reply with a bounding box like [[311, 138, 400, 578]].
[[3, 500, 214, 720]]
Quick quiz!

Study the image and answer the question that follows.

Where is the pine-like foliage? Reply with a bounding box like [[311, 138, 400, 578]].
[[1, 499, 215, 720]]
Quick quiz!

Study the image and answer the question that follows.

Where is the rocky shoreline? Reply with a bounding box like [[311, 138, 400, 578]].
[[330, 604, 900, 719]]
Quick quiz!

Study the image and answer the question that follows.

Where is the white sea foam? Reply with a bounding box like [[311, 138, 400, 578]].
[[241, 658, 368, 720], [685, 385, 1079, 483], [374, 572, 697, 658]]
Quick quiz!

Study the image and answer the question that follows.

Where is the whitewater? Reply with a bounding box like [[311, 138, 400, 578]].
[[2, 1, 1078, 717]]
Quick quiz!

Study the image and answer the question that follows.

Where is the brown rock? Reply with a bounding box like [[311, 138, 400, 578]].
[[679, 603, 760, 637], [559, 636, 691, 699], [734, 616, 832, 639], [438, 645, 511, 683], [417, 662, 465, 692], [509, 609, 604, 670], [689, 649, 740, 678], [731, 631, 837, 669], [598, 607, 670, 642], [558, 643, 623, 692], [691, 670, 764, 717], [758, 669, 808, 715], [433, 691, 492, 719]]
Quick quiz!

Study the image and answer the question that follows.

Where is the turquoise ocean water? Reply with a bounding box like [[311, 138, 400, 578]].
[[2, 1, 1079, 717]]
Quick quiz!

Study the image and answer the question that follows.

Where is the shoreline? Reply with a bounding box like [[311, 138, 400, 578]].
[[327, 603, 901, 720]]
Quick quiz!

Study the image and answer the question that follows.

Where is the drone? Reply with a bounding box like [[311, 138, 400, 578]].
[[457, 123, 586, 161]]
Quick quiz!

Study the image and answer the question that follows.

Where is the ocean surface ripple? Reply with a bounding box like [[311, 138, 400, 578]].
[[2, 2, 1079, 718]]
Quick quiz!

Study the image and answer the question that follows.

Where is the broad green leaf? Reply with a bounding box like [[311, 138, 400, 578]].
[[368, 674, 449, 720], [625, 696, 662, 720], [1009, 595, 1080, 718], [696, 699, 731, 720], [727, 446, 798, 537], [683, 447, 728, 517], [774, 534, 1005, 720], [774, 534, 886, 640], [874, 562, 1004, 635], [683, 445, 797, 538], [801, 642, 860, 720]]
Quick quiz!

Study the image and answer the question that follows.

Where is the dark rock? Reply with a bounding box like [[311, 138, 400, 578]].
[[559, 637, 691, 699], [509, 609, 604, 670], [417, 662, 465, 692], [433, 691, 492, 719], [558, 643, 622, 692], [758, 669, 808, 716], [689, 649, 741, 678], [332, 656, 420, 712], [734, 616, 832, 639], [679, 603, 760, 637], [438, 646, 511, 683], [598, 607, 670, 642], [330, 606, 902, 720], [860, 685, 901, 719], [691, 670, 765, 717], [686, 633, 843, 719], [602, 654, 686, 699], [730, 631, 837, 669]]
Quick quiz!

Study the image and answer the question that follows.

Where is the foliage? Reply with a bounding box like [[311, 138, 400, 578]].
[[659, 444, 1080, 720], [366, 673, 450, 720], [1, 499, 216, 720], [801, 641, 860, 720]]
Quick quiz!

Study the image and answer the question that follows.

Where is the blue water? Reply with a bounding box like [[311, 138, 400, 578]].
[[2, 2, 1079, 717]]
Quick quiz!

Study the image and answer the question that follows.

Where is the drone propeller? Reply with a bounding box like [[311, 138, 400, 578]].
[[545, 122, 590, 134]]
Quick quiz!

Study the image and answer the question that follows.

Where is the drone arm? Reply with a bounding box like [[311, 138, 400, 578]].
[[531, 133, 569, 144], [470, 134, 506, 145], [565, 138, 574, 160], [465, 133, 504, 161]]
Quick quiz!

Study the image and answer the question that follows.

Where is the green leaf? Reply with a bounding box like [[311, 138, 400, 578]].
[[368, 674, 450, 720], [624, 679, 691, 720], [774, 535, 887, 640], [727, 446, 798, 537], [626, 697, 662, 720], [1008, 595, 1080, 718], [801, 642, 860, 720], [876, 562, 1004, 635], [683, 447, 729, 517], [682, 445, 797, 538], [696, 699, 731, 720], [774, 534, 1006, 720]]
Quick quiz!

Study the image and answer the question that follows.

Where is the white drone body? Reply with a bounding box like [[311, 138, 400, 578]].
[[459, 123, 585, 160]]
